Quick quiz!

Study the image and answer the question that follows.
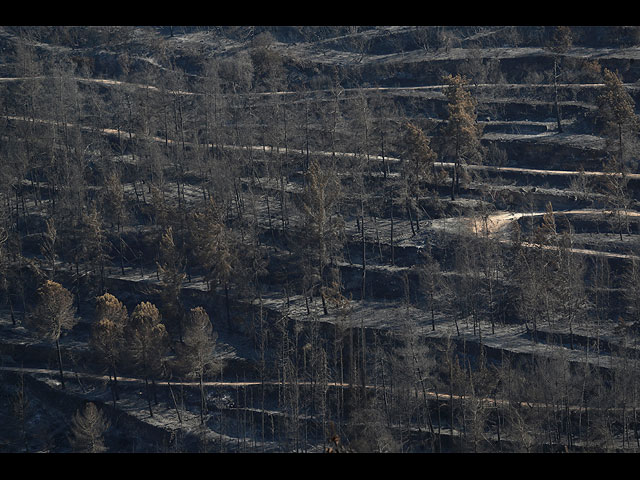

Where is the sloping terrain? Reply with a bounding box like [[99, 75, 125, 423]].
[[2, 26, 640, 453]]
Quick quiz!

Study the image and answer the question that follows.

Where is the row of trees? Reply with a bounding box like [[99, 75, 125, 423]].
[[23, 280, 220, 427]]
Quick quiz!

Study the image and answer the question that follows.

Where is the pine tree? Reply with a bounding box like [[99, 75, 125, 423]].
[[191, 199, 236, 329], [300, 158, 344, 315], [596, 68, 640, 166], [40, 217, 57, 280], [439, 74, 484, 200], [545, 26, 573, 133], [174, 306, 220, 424], [25, 280, 77, 389], [101, 171, 127, 232], [402, 121, 436, 233], [79, 205, 109, 295], [157, 226, 187, 339], [90, 293, 128, 407], [69, 402, 110, 453], [602, 156, 632, 241], [11, 373, 30, 452], [124, 301, 169, 417]]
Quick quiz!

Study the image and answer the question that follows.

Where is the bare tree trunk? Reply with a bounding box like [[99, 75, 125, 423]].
[[145, 377, 153, 417], [167, 379, 182, 424], [200, 371, 206, 424], [56, 338, 65, 389]]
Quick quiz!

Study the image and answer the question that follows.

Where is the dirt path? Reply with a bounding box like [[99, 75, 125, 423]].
[[0, 364, 626, 415], [0, 365, 352, 389], [0, 74, 627, 95], [3, 113, 623, 179], [478, 209, 640, 236], [466, 209, 640, 260]]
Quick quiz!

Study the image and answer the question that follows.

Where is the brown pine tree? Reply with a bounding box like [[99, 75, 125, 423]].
[[596, 68, 640, 166], [124, 301, 169, 417], [90, 293, 128, 407], [68, 402, 110, 453], [25, 280, 77, 389], [173, 306, 221, 424], [438, 74, 484, 200], [402, 121, 436, 233]]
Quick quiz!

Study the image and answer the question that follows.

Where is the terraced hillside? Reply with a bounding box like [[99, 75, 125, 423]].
[[2, 25, 640, 453]]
